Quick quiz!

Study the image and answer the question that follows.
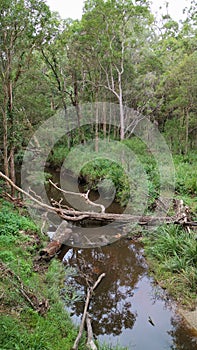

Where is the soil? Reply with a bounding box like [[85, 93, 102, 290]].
[[179, 307, 197, 333]]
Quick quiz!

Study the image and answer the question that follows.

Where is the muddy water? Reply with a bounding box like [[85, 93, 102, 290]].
[[58, 239, 197, 350], [46, 170, 197, 349]]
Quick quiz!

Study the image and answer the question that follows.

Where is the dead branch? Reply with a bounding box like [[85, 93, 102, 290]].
[[86, 313, 97, 350], [173, 199, 193, 233], [49, 179, 105, 213], [72, 273, 105, 350], [40, 211, 48, 235], [51, 197, 72, 210], [0, 171, 60, 212], [28, 187, 44, 203], [1, 172, 196, 227]]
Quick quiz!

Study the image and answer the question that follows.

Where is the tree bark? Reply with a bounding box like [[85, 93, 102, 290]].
[[10, 146, 16, 196], [2, 105, 9, 179]]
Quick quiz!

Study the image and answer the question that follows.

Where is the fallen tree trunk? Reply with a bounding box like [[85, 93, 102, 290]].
[[39, 221, 73, 260], [0, 171, 196, 226], [39, 240, 62, 261]]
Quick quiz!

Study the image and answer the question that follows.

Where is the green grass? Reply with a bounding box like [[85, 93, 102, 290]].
[[143, 224, 197, 307], [173, 152, 197, 214], [0, 198, 84, 350], [47, 145, 69, 168]]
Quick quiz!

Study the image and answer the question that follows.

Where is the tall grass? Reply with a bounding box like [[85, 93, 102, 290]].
[[143, 225, 197, 306]]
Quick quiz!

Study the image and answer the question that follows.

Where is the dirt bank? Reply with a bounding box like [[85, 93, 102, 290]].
[[179, 307, 197, 334]]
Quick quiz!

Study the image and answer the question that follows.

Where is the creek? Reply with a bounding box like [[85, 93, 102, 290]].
[[46, 170, 197, 350]]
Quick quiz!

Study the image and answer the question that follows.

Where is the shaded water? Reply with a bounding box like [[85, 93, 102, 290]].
[[58, 240, 197, 350]]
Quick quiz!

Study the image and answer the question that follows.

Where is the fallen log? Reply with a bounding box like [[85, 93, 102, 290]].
[[39, 221, 72, 260], [39, 240, 62, 261], [0, 171, 196, 227]]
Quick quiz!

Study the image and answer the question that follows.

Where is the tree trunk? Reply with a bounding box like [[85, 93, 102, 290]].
[[185, 107, 189, 155], [119, 73, 124, 141], [102, 102, 107, 140], [95, 102, 99, 152], [2, 106, 9, 179], [9, 146, 16, 196]]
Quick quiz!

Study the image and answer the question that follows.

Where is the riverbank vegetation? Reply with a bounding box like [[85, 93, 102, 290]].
[[0, 197, 127, 350], [0, 0, 197, 346], [142, 224, 197, 308], [0, 198, 85, 350]]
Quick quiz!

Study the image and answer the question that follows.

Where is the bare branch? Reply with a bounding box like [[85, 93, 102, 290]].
[[1, 172, 196, 227], [49, 180, 105, 213], [72, 273, 105, 350], [86, 313, 97, 350]]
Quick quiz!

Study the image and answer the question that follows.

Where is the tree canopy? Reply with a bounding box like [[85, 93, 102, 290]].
[[0, 0, 196, 183]]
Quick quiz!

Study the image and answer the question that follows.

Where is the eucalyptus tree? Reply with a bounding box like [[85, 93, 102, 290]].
[[147, 2, 197, 152], [0, 0, 52, 188], [163, 51, 197, 154], [76, 0, 153, 140], [41, 17, 94, 149]]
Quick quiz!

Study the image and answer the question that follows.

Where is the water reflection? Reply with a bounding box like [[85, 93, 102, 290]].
[[60, 239, 197, 350]]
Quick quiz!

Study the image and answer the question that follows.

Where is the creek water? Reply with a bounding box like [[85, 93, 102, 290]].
[[57, 239, 197, 350], [46, 171, 197, 350]]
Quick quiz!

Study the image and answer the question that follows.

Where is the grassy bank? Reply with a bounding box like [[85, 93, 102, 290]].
[[46, 138, 197, 212], [0, 198, 85, 350], [0, 198, 126, 350], [142, 224, 197, 309]]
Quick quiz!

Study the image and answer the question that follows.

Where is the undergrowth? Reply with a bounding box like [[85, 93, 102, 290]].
[[142, 224, 197, 308]]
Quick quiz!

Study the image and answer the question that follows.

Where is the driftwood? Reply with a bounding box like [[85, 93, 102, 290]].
[[39, 240, 62, 261], [49, 179, 106, 213], [39, 221, 73, 260], [86, 313, 97, 350], [72, 273, 106, 350], [0, 171, 196, 227]]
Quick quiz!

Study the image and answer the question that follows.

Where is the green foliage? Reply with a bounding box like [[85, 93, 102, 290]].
[[122, 138, 160, 208], [143, 225, 197, 306], [0, 310, 80, 350], [0, 199, 85, 350], [0, 199, 38, 237], [47, 145, 69, 168], [173, 152, 197, 196], [81, 158, 130, 202]]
